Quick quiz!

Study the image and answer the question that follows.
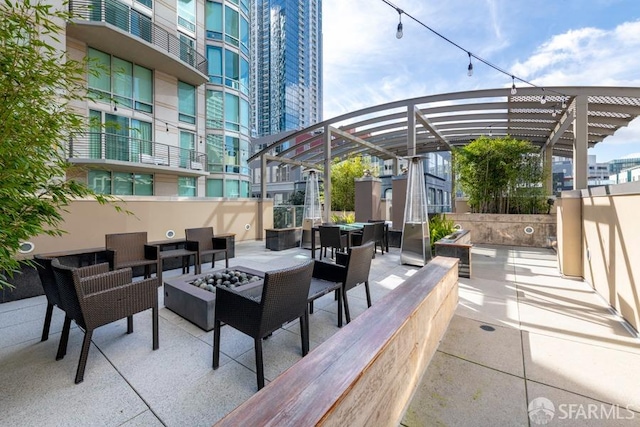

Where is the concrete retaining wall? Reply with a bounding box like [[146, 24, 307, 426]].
[[445, 213, 556, 247]]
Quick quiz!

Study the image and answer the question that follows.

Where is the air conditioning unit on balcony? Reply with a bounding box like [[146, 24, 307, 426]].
[[191, 161, 203, 170]]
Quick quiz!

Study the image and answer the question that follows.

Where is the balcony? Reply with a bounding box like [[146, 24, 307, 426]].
[[67, 0, 208, 86], [67, 133, 209, 177]]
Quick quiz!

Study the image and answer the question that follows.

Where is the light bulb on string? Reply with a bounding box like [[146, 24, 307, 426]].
[[396, 9, 403, 39], [467, 52, 473, 77], [562, 98, 567, 109], [510, 76, 517, 95], [540, 89, 547, 105]]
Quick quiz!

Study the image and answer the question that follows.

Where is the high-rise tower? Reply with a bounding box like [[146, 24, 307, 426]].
[[251, 0, 323, 137]]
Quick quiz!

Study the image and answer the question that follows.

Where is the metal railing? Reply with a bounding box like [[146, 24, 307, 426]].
[[68, 132, 207, 172], [69, 0, 207, 74]]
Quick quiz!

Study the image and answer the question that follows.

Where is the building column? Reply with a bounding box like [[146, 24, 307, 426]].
[[543, 146, 553, 195], [260, 154, 267, 199], [573, 95, 588, 189], [323, 125, 332, 223]]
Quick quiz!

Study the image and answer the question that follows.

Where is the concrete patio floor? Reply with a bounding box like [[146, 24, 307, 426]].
[[1, 241, 638, 426]]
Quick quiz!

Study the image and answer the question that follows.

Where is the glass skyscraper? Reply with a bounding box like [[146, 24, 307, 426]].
[[251, 0, 323, 137]]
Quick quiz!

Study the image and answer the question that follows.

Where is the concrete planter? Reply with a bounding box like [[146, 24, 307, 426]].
[[164, 267, 264, 331], [444, 213, 556, 247]]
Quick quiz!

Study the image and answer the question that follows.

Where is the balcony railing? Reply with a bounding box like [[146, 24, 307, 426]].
[[69, 0, 207, 75], [68, 132, 207, 172]]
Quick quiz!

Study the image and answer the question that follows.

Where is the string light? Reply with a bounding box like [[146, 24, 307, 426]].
[[540, 88, 547, 104], [562, 98, 567, 109], [381, 0, 567, 100], [396, 9, 403, 39], [166, 122, 169, 132]]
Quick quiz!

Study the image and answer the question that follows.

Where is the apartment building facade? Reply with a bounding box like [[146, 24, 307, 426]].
[[62, 0, 252, 198]]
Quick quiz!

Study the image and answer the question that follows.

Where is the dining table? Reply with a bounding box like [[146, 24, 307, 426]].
[[310, 222, 388, 259]]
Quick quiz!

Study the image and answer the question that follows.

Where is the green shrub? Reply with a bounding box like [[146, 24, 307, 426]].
[[330, 211, 355, 224], [429, 214, 455, 251]]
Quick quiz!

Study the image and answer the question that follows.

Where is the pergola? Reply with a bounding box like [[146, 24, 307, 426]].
[[250, 86, 640, 220]]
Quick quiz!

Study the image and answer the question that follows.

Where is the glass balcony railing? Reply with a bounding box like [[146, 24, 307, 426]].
[[69, 0, 207, 75], [68, 132, 207, 172], [273, 205, 305, 229]]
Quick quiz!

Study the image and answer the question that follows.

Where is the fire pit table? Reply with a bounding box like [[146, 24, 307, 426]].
[[164, 266, 264, 331]]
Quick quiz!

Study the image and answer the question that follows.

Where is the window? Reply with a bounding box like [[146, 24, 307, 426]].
[[224, 93, 239, 131], [206, 90, 224, 129], [206, 134, 224, 172], [206, 1, 223, 40], [88, 48, 153, 113], [88, 171, 153, 195], [240, 98, 249, 134], [130, 9, 152, 42], [135, 0, 152, 8], [207, 46, 223, 84], [206, 178, 223, 197], [240, 15, 249, 55], [88, 170, 111, 194], [178, 81, 196, 124], [240, 180, 249, 198], [225, 179, 239, 197], [179, 33, 195, 66], [240, 57, 249, 94], [224, 49, 239, 89], [177, 0, 196, 32], [178, 177, 197, 196], [224, 6, 239, 46], [179, 130, 195, 168], [133, 65, 152, 112], [225, 135, 239, 173]]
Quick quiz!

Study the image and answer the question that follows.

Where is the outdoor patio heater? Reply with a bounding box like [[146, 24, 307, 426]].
[[301, 169, 322, 249], [400, 156, 432, 266]]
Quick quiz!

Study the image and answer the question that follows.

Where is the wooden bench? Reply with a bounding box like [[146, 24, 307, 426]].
[[214, 256, 459, 426]]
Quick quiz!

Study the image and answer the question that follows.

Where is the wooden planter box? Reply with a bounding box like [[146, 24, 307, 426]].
[[434, 230, 472, 278]]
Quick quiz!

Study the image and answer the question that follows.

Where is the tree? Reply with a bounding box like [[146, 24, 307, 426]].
[[330, 156, 376, 211], [454, 136, 548, 214], [0, 1, 114, 288]]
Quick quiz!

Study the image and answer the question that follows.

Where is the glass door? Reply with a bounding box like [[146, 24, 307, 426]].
[[105, 114, 129, 161]]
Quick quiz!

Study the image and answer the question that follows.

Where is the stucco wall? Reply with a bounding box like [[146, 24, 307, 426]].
[[577, 182, 640, 331], [444, 213, 556, 247], [22, 198, 273, 257]]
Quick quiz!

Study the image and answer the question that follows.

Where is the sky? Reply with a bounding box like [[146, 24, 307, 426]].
[[321, 0, 640, 162]]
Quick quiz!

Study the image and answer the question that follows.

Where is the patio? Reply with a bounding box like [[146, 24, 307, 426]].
[[1, 241, 639, 426]]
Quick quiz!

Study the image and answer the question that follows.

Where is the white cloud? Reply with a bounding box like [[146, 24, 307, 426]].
[[512, 20, 640, 87]]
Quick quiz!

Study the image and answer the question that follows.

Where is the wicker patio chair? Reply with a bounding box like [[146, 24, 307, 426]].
[[318, 225, 348, 259], [105, 232, 159, 280], [307, 261, 344, 327], [371, 221, 385, 255], [51, 259, 159, 384], [368, 219, 388, 254], [332, 242, 375, 324], [33, 255, 64, 342], [350, 223, 375, 250], [212, 260, 314, 390], [185, 227, 229, 274]]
